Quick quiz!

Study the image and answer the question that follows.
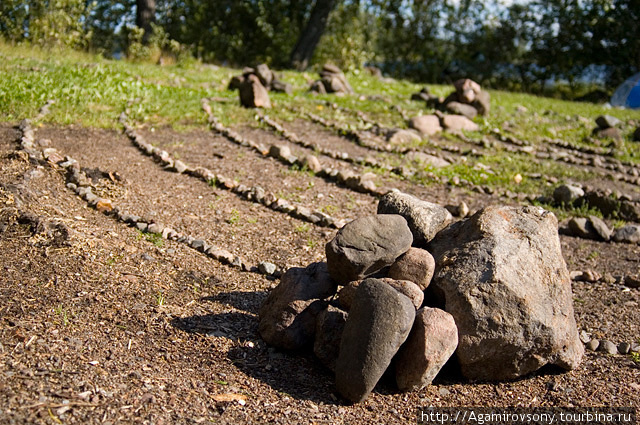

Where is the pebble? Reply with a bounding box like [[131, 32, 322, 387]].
[[617, 342, 631, 355], [597, 340, 618, 355], [258, 262, 277, 275], [585, 339, 600, 351], [624, 275, 640, 288], [579, 330, 590, 344]]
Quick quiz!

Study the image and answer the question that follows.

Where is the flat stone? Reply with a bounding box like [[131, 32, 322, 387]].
[[377, 190, 453, 246], [335, 279, 415, 403], [386, 129, 422, 145], [441, 115, 479, 132], [394, 307, 458, 391], [567, 217, 600, 240], [325, 214, 412, 285], [406, 152, 450, 168], [446, 102, 478, 120], [594, 127, 622, 141], [429, 206, 584, 381], [388, 247, 436, 290]]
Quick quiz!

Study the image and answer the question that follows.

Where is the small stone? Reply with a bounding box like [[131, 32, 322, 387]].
[[173, 160, 188, 174], [630, 343, 640, 353], [136, 222, 148, 232], [190, 239, 208, 252], [95, 199, 113, 214], [595, 115, 621, 129], [303, 155, 322, 173], [624, 275, 640, 288], [585, 339, 600, 351], [617, 342, 631, 355], [408, 115, 442, 136], [579, 330, 590, 344], [446, 102, 478, 120], [601, 273, 616, 284], [441, 115, 479, 132], [597, 340, 618, 355], [258, 261, 277, 275], [612, 224, 640, 244], [588, 216, 612, 241], [553, 184, 584, 205]]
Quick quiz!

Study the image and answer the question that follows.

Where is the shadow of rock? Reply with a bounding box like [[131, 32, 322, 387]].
[[202, 290, 267, 315]]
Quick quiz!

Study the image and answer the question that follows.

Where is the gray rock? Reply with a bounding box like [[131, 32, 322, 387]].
[[335, 279, 415, 403], [612, 224, 640, 244], [325, 214, 412, 285], [472, 90, 491, 116], [567, 217, 600, 240], [588, 215, 612, 241], [585, 339, 600, 351], [408, 115, 443, 136], [378, 191, 453, 246], [258, 261, 277, 275], [258, 262, 337, 350], [173, 160, 188, 174], [386, 129, 422, 145], [190, 239, 208, 252], [337, 280, 360, 311], [254, 63, 274, 88], [446, 102, 478, 120], [631, 342, 640, 353], [579, 330, 590, 344], [453, 79, 482, 103], [618, 342, 631, 355], [313, 305, 347, 371], [428, 206, 584, 381], [388, 247, 436, 290], [303, 155, 322, 173], [595, 115, 621, 129], [239, 74, 271, 108], [633, 127, 640, 142], [598, 340, 618, 355], [394, 307, 458, 391], [269, 144, 291, 161], [624, 275, 640, 288], [553, 184, 584, 205], [441, 115, 479, 132]]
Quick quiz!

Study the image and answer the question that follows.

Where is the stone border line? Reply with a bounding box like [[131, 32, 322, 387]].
[[201, 99, 389, 198], [118, 113, 344, 229], [15, 107, 283, 278]]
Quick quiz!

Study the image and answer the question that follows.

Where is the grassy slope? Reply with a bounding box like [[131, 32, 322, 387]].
[[1, 42, 639, 204]]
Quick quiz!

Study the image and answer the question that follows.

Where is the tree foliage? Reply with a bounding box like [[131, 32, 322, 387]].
[[0, 0, 637, 95]]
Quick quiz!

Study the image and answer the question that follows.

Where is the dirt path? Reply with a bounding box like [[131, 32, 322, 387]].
[[1, 120, 639, 424]]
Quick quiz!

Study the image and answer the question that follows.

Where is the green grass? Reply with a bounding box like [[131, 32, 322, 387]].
[[2, 42, 640, 200]]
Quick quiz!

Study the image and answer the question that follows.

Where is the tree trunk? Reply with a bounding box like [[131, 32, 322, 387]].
[[289, 0, 337, 71], [136, 0, 156, 44]]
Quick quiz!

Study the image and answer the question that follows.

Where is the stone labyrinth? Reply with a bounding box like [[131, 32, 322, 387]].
[[8, 72, 640, 409]]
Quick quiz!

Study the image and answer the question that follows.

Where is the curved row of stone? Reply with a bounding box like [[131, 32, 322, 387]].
[[202, 99, 389, 198], [258, 113, 395, 174], [16, 110, 279, 278], [118, 113, 344, 229]]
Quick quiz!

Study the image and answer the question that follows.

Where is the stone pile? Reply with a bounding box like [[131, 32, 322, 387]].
[[309, 64, 354, 95], [411, 78, 490, 119], [551, 183, 640, 244], [259, 190, 584, 403], [228, 64, 293, 108], [592, 114, 622, 141]]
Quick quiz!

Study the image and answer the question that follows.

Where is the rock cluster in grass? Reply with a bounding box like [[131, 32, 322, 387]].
[[258, 190, 585, 403], [411, 78, 490, 120], [309, 64, 354, 95], [551, 183, 640, 244], [228, 64, 293, 108]]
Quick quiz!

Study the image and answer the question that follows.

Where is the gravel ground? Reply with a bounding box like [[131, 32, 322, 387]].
[[1, 121, 639, 424]]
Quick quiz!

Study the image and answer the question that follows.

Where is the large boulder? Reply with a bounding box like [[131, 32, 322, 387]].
[[239, 74, 271, 108], [258, 262, 337, 350], [377, 190, 453, 246], [325, 214, 413, 285], [335, 279, 415, 403], [394, 307, 458, 391], [316, 64, 354, 95], [428, 206, 584, 381]]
